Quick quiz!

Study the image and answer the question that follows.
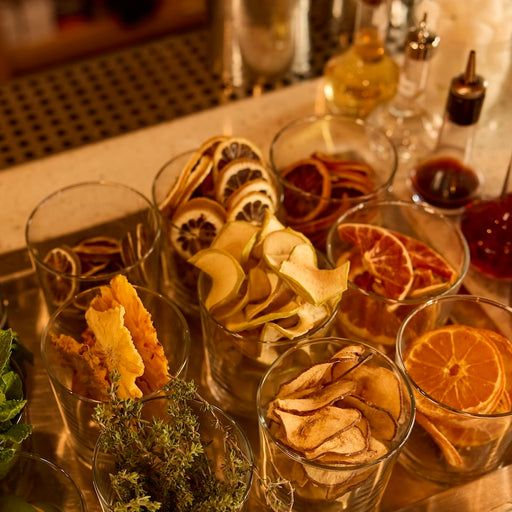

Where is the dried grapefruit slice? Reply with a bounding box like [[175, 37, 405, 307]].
[[280, 158, 332, 223], [336, 223, 414, 300], [403, 324, 505, 414], [43, 246, 81, 305], [170, 197, 226, 259], [213, 136, 264, 177]]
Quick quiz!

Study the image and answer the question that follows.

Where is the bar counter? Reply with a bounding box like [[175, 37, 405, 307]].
[[1, 31, 511, 512]]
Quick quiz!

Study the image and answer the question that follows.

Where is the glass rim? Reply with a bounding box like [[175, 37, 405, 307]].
[[8, 451, 87, 510], [396, 293, 512, 419], [256, 336, 416, 470], [92, 395, 254, 506], [40, 283, 191, 401], [269, 113, 398, 200], [325, 199, 471, 305], [25, 180, 162, 280]]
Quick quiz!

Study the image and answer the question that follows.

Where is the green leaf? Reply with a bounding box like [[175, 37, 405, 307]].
[[0, 329, 15, 374], [0, 422, 32, 444], [0, 399, 26, 423], [1, 371, 23, 400]]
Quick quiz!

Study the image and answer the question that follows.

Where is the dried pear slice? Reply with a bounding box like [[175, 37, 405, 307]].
[[303, 419, 370, 461], [275, 406, 362, 452], [275, 378, 357, 413], [350, 364, 402, 420], [317, 436, 388, 465], [277, 361, 337, 398], [343, 395, 398, 442]]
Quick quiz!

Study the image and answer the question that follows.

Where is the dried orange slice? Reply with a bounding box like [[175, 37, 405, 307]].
[[170, 197, 226, 259], [280, 158, 332, 224], [197, 134, 229, 158], [215, 158, 273, 205], [213, 136, 264, 178], [43, 245, 81, 305], [72, 236, 121, 257], [403, 324, 505, 414], [337, 224, 414, 300]]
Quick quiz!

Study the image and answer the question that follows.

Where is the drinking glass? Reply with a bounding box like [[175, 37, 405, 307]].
[[0, 451, 87, 511], [198, 266, 339, 419], [326, 200, 469, 357], [26, 181, 162, 315], [93, 396, 254, 511], [270, 114, 397, 250], [41, 284, 190, 466], [257, 337, 415, 511], [396, 294, 512, 485]]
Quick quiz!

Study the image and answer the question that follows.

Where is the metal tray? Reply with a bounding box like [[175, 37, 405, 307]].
[[2, 266, 511, 511]]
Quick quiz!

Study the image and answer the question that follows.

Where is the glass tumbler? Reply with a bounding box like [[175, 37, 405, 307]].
[[93, 396, 254, 511], [26, 181, 162, 315], [270, 114, 397, 250], [41, 284, 190, 466], [257, 337, 415, 511], [0, 451, 87, 511], [396, 294, 512, 485], [326, 199, 469, 357]]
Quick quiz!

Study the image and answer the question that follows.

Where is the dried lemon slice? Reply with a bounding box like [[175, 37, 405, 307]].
[[170, 197, 227, 259], [43, 245, 81, 306], [213, 136, 264, 178], [215, 158, 272, 205], [226, 190, 275, 224]]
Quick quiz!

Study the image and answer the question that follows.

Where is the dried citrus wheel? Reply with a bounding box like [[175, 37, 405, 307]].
[[226, 190, 275, 224], [224, 178, 279, 212], [336, 224, 414, 300], [197, 134, 229, 158], [170, 197, 226, 259], [72, 236, 121, 257], [403, 324, 506, 414], [159, 152, 213, 219], [215, 158, 273, 205], [280, 158, 332, 224], [43, 245, 81, 305], [212, 136, 264, 178]]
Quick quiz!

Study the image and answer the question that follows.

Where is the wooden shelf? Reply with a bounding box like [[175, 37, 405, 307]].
[[0, 0, 206, 80]]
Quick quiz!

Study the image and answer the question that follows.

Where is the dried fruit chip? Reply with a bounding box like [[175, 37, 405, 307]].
[[43, 245, 81, 306]]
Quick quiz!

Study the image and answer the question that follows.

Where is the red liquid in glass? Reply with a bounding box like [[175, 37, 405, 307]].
[[411, 156, 479, 209], [461, 193, 512, 279]]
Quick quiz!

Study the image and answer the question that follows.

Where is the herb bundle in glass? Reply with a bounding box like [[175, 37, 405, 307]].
[[92, 376, 254, 512]]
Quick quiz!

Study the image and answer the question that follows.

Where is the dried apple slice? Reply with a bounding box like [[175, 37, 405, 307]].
[[317, 436, 388, 465], [188, 248, 245, 311], [210, 219, 259, 263], [278, 244, 349, 305], [275, 407, 362, 451], [263, 229, 316, 270]]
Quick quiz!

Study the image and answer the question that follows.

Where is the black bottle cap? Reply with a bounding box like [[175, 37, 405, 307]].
[[445, 50, 487, 126]]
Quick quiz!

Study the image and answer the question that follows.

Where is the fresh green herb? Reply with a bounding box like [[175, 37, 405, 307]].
[[0, 329, 33, 467], [93, 374, 253, 512]]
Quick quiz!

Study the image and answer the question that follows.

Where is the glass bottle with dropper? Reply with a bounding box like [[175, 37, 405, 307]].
[[409, 50, 486, 213], [368, 13, 440, 161], [323, 0, 400, 118]]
